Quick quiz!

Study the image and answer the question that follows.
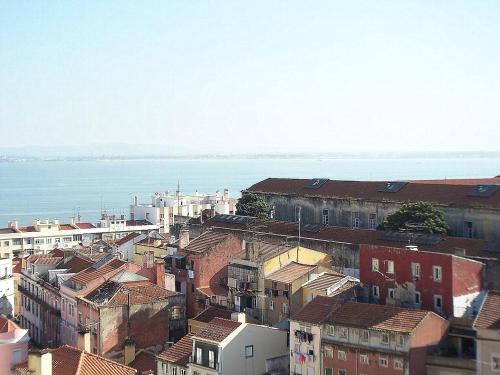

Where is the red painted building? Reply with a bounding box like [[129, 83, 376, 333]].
[[167, 231, 242, 318], [359, 244, 484, 318]]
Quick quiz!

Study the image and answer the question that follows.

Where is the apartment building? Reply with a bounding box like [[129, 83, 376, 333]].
[[321, 301, 449, 375], [166, 231, 242, 318], [473, 290, 500, 375], [59, 257, 140, 346], [19, 251, 93, 347], [188, 317, 289, 375], [301, 272, 359, 305], [157, 333, 194, 375], [0, 215, 158, 258], [0, 315, 29, 374], [360, 244, 485, 318], [76, 275, 186, 360], [244, 177, 500, 240], [0, 257, 15, 317], [131, 188, 236, 233]]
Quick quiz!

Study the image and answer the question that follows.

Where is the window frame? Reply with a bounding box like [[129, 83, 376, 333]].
[[372, 258, 379, 272], [245, 345, 254, 358]]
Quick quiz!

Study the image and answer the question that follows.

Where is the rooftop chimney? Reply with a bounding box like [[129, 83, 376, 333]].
[[123, 337, 136, 365], [223, 189, 229, 201], [28, 350, 52, 375], [179, 228, 190, 250], [155, 260, 166, 288], [77, 330, 91, 352], [70, 217, 76, 226]]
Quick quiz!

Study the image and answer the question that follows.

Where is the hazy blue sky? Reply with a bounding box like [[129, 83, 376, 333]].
[[1, 1, 499, 153]]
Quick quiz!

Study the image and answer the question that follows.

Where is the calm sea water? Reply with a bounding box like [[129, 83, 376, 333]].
[[0, 157, 499, 226]]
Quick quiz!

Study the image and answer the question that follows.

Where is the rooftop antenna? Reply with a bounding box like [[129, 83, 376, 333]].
[[297, 206, 302, 248], [176, 181, 180, 223]]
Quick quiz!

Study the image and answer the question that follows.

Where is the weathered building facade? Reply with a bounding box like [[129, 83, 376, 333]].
[[244, 177, 500, 241]]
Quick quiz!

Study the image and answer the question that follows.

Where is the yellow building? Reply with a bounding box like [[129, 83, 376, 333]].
[[132, 237, 169, 266]]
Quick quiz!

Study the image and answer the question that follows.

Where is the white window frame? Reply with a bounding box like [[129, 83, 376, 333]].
[[324, 346, 333, 358], [387, 260, 394, 274], [372, 258, 379, 272], [379, 356, 388, 367], [327, 325, 335, 336], [208, 350, 215, 368], [196, 348, 202, 365], [338, 350, 346, 361], [433, 266, 442, 282], [394, 358, 404, 370], [434, 294, 443, 313], [360, 329, 369, 343], [368, 213, 377, 229], [352, 211, 360, 229], [245, 345, 254, 358], [372, 285, 379, 298], [338, 327, 348, 339], [397, 335, 406, 347], [381, 332, 390, 345], [322, 209, 329, 225], [411, 262, 420, 280], [269, 300, 274, 311], [359, 353, 369, 364]]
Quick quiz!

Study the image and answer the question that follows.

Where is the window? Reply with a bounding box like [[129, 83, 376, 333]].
[[35, 238, 44, 245], [324, 346, 333, 358], [46, 238, 52, 244], [325, 369, 333, 375], [338, 370, 346, 375], [282, 303, 289, 315], [322, 209, 329, 225], [196, 348, 202, 365], [327, 325, 335, 336], [193, 372, 200, 375], [381, 333, 389, 345], [307, 368, 314, 375], [411, 263, 420, 280], [12, 349, 22, 364], [295, 206, 301, 222], [171, 368, 177, 375], [13, 239, 22, 246], [372, 285, 379, 298], [387, 260, 394, 274], [433, 266, 442, 282], [360, 354, 369, 364], [397, 335, 406, 347], [3, 241, 9, 247], [208, 350, 215, 368], [180, 370, 186, 375], [491, 353, 500, 372], [360, 330, 369, 342], [338, 350, 347, 360], [338, 327, 348, 339], [434, 295, 443, 313], [464, 221, 473, 238], [394, 358, 404, 370], [415, 291, 421, 305], [372, 258, 379, 272], [388, 288, 395, 299], [379, 356, 388, 367], [245, 345, 253, 358], [294, 364, 302, 374], [352, 212, 360, 229], [368, 213, 377, 229], [295, 343, 301, 352]]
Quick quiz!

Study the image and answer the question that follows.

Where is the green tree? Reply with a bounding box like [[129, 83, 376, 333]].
[[377, 201, 448, 235], [236, 193, 271, 219]]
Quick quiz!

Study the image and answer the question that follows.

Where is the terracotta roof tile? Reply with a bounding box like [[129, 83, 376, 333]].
[[183, 231, 231, 253], [192, 306, 233, 323], [474, 290, 500, 330], [195, 318, 241, 343], [327, 301, 433, 333], [27, 254, 63, 266], [75, 222, 96, 229], [15, 345, 136, 375], [157, 333, 194, 366], [58, 256, 94, 273], [266, 262, 317, 284], [302, 273, 346, 291], [245, 178, 500, 208], [69, 258, 126, 286], [292, 296, 343, 325], [0, 315, 21, 333], [116, 232, 142, 246]]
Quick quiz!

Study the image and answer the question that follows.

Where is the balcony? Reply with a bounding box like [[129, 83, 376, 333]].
[[19, 285, 61, 317], [189, 356, 220, 371], [426, 354, 476, 371]]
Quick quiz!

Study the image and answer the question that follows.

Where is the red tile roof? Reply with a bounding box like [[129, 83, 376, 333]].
[[15, 345, 136, 375], [245, 178, 500, 208], [69, 258, 126, 286], [0, 315, 21, 333], [197, 283, 228, 298], [327, 301, 435, 333], [195, 318, 241, 343], [59, 224, 76, 230], [205, 217, 500, 260], [266, 262, 317, 284], [474, 290, 500, 330], [157, 333, 194, 366], [292, 296, 343, 325], [129, 350, 156, 375], [192, 306, 233, 323], [60, 256, 94, 273], [27, 254, 63, 266], [116, 232, 142, 246], [410, 178, 500, 185], [75, 222, 96, 229], [85, 280, 178, 306], [183, 231, 231, 253]]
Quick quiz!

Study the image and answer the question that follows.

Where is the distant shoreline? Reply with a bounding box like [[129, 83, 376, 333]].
[[2, 151, 500, 163]]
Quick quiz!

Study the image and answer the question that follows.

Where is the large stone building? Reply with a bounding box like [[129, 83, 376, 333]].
[[244, 177, 500, 241]]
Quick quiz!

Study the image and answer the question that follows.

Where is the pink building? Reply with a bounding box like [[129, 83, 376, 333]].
[[0, 315, 29, 375], [59, 257, 140, 346]]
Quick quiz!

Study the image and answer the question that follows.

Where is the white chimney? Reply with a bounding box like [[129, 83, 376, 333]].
[[28, 350, 52, 375], [223, 189, 229, 200], [70, 217, 76, 226], [77, 330, 91, 352], [179, 228, 190, 250]]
